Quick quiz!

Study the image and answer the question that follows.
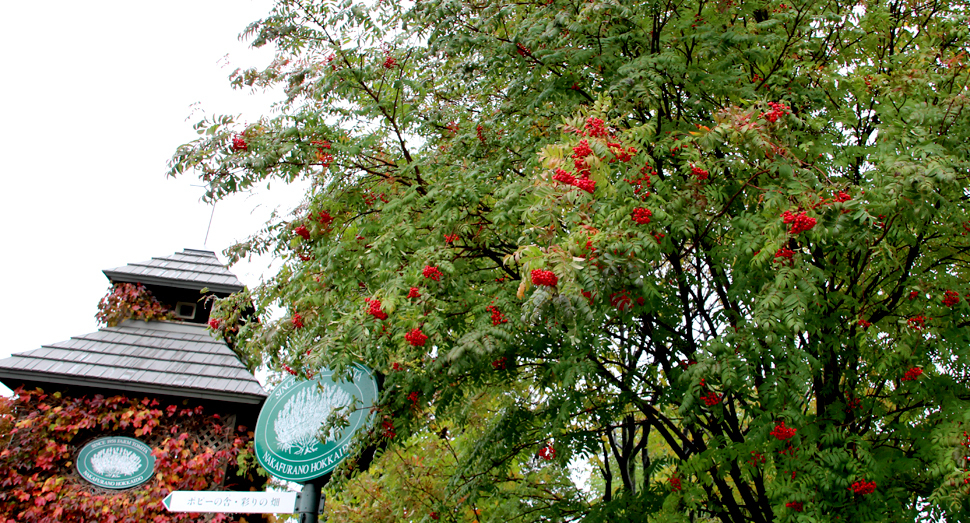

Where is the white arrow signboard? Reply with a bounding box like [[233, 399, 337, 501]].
[[162, 491, 298, 513]]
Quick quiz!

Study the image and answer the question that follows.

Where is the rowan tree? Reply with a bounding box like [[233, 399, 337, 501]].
[[172, 0, 970, 520]]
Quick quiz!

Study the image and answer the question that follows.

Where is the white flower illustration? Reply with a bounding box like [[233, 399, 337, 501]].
[[90, 447, 141, 478], [274, 383, 352, 455]]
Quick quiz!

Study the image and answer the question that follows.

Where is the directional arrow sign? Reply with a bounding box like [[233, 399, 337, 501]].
[[162, 491, 298, 513]]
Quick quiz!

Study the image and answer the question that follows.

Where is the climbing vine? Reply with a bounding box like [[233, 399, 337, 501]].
[[95, 283, 174, 327], [0, 388, 259, 523]]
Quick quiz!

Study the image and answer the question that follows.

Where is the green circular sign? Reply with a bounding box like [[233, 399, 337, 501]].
[[76, 436, 155, 489], [255, 364, 379, 482]]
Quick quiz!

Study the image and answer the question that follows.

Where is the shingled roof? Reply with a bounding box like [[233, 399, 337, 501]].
[[102, 249, 245, 294], [0, 320, 266, 404]]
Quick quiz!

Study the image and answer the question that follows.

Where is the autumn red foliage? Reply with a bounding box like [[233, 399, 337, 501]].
[[0, 388, 257, 523]]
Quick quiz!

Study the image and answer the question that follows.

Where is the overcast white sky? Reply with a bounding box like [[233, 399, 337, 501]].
[[0, 0, 307, 395]]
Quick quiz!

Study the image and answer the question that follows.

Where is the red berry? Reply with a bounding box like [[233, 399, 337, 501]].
[[531, 269, 558, 287], [553, 169, 576, 186], [295, 225, 311, 240], [407, 287, 421, 298], [423, 265, 443, 281], [631, 207, 653, 225], [572, 139, 592, 158], [769, 422, 796, 441], [207, 318, 221, 329], [573, 178, 595, 193], [365, 298, 388, 320], [405, 328, 428, 346], [231, 135, 247, 151], [538, 445, 556, 460], [943, 290, 960, 307], [702, 391, 721, 406], [781, 211, 816, 234], [901, 367, 923, 381], [849, 479, 876, 495]]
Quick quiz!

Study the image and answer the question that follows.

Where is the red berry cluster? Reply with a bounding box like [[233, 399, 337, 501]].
[[538, 445, 556, 460], [291, 313, 304, 329], [311, 140, 333, 167], [909, 290, 920, 300], [381, 420, 396, 439], [430, 512, 440, 520], [610, 291, 634, 312], [491, 357, 507, 370], [834, 191, 851, 203], [702, 391, 721, 406], [782, 211, 817, 234], [531, 269, 558, 287], [295, 225, 311, 241], [908, 315, 927, 330], [770, 422, 797, 441], [207, 318, 221, 329], [762, 101, 790, 123], [691, 165, 709, 180], [423, 265, 443, 281], [282, 364, 298, 376], [392, 362, 403, 371], [943, 290, 960, 307], [785, 502, 803, 512], [407, 287, 421, 298], [901, 367, 923, 381], [625, 166, 654, 200], [553, 168, 595, 193], [486, 305, 507, 325], [584, 117, 608, 138], [553, 168, 576, 185], [607, 141, 636, 163], [407, 391, 420, 407], [774, 248, 795, 264], [670, 477, 682, 491], [444, 233, 458, 243], [573, 178, 595, 193], [557, 139, 594, 193], [231, 134, 248, 151], [849, 480, 876, 495], [476, 124, 486, 144], [405, 328, 428, 346], [631, 207, 653, 225], [365, 298, 388, 320], [317, 210, 334, 225], [573, 139, 592, 158], [382, 56, 396, 69], [857, 318, 871, 329], [748, 451, 766, 466]]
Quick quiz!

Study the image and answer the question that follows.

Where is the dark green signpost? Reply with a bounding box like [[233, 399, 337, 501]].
[[254, 364, 379, 522], [76, 436, 156, 490]]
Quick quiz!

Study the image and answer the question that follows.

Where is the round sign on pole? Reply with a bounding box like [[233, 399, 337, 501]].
[[254, 364, 379, 483], [76, 436, 156, 489]]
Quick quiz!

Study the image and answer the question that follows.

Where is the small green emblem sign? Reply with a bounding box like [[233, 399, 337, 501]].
[[76, 436, 155, 489], [254, 364, 379, 482]]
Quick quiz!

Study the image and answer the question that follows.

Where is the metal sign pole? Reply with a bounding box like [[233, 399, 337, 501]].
[[297, 478, 326, 523]]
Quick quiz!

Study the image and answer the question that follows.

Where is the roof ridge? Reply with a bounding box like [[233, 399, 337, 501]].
[[122, 260, 231, 273], [16, 351, 251, 377]]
